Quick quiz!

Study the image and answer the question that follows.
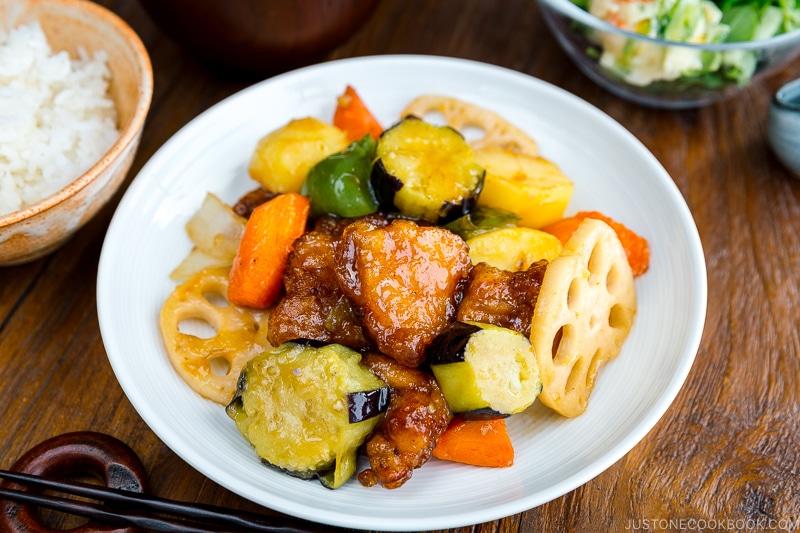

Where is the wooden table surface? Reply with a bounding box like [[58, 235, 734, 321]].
[[2, 0, 800, 532]]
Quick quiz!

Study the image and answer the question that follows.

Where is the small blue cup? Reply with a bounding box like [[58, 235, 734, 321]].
[[768, 78, 800, 179]]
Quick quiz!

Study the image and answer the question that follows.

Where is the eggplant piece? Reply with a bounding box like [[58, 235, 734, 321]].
[[371, 117, 485, 223], [427, 321, 542, 419], [226, 342, 389, 489], [261, 339, 388, 422]]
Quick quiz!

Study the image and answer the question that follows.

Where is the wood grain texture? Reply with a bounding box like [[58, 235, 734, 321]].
[[1, 0, 799, 532]]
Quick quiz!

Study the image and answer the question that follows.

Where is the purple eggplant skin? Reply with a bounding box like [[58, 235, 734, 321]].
[[348, 387, 390, 423], [438, 185, 484, 224], [370, 157, 403, 213], [260, 458, 344, 491], [458, 407, 511, 421], [260, 457, 324, 481], [426, 321, 482, 365], [370, 117, 485, 224]]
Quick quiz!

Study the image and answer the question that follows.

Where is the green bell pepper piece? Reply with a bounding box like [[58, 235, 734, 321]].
[[302, 135, 379, 218]]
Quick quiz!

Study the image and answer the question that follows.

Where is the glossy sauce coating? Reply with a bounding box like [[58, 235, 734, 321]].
[[456, 260, 547, 337], [335, 218, 471, 367]]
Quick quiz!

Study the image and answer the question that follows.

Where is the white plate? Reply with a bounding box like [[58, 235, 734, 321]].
[[97, 55, 707, 531]]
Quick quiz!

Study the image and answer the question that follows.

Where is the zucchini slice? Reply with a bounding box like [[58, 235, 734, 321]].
[[428, 321, 542, 418], [371, 117, 485, 223], [226, 342, 388, 489]]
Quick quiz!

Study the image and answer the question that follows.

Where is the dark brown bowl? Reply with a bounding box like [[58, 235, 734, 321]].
[[138, 0, 381, 74]]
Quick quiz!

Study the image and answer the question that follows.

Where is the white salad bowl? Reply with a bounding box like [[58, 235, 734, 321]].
[[538, 0, 800, 108]]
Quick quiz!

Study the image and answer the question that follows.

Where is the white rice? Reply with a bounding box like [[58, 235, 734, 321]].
[[0, 22, 120, 217]]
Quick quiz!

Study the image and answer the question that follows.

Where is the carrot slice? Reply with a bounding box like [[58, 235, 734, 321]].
[[432, 417, 514, 468], [333, 85, 383, 141], [542, 211, 650, 277], [227, 192, 310, 308]]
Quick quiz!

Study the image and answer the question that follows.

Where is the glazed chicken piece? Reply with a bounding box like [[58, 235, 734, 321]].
[[335, 218, 471, 367], [267, 230, 371, 349], [456, 260, 547, 337], [358, 352, 452, 489]]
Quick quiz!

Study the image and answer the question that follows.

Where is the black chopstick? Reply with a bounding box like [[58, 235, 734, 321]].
[[0, 469, 324, 533], [0, 485, 223, 532]]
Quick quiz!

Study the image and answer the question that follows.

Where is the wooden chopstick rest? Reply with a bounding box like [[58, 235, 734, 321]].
[[0, 431, 149, 533]]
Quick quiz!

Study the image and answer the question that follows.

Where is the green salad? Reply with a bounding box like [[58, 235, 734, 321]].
[[573, 0, 800, 87]]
